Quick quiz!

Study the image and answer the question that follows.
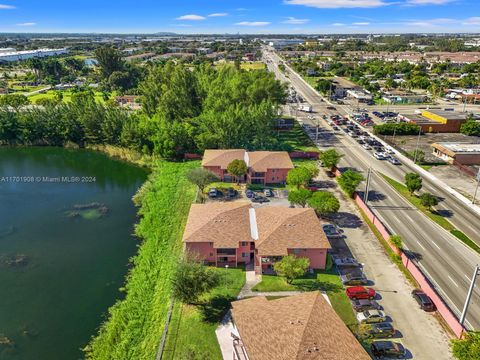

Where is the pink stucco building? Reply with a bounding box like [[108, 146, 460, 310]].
[[182, 202, 331, 273], [201, 149, 294, 185]]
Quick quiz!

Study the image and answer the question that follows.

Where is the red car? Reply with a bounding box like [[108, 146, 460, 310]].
[[346, 286, 376, 300]]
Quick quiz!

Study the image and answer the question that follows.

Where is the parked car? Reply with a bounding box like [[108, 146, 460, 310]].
[[388, 156, 401, 165], [362, 144, 372, 150], [226, 188, 238, 199], [412, 290, 436, 312], [332, 125, 339, 131], [252, 195, 269, 203], [340, 269, 369, 286], [370, 341, 406, 358], [334, 256, 360, 267], [366, 323, 396, 338], [208, 188, 219, 198], [327, 106, 337, 110], [346, 286, 376, 300], [245, 189, 255, 198], [322, 224, 343, 239], [357, 309, 387, 324], [351, 299, 381, 312], [264, 188, 274, 197]]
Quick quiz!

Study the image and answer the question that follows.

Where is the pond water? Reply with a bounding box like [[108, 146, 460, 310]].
[[0, 147, 147, 359]]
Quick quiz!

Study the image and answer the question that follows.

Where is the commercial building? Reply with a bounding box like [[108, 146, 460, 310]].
[[431, 142, 480, 165], [398, 110, 469, 133], [231, 292, 370, 360], [202, 149, 294, 185], [182, 202, 331, 273], [0, 48, 68, 62]]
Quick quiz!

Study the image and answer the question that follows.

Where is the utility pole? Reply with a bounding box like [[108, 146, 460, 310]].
[[364, 168, 372, 203], [473, 169, 480, 205], [460, 265, 480, 326], [413, 126, 422, 164]]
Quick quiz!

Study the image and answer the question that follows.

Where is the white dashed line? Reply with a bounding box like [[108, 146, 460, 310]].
[[416, 241, 426, 251], [431, 241, 441, 250], [448, 275, 459, 288]]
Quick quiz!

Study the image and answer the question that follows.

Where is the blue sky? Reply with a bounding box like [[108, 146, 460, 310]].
[[0, 0, 479, 34]]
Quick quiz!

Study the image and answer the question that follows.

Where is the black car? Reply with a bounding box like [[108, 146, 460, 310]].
[[245, 189, 255, 198], [252, 195, 269, 203], [412, 290, 436, 312], [371, 341, 406, 358], [351, 299, 382, 312], [367, 323, 396, 338], [226, 188, 238, 199]]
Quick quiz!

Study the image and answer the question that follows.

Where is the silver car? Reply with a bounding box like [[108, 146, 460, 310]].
[[357, 310, 387, 324]]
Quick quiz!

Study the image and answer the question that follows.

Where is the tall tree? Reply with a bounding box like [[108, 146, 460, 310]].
[[405, 173, 422, 195], [274, 255, 310, 284], [95, 46, 124, 80], [227, 159, 248, 184], [288, 188, 312, 208], [319, 149, 343, 170], [307, 191, 340, 217]]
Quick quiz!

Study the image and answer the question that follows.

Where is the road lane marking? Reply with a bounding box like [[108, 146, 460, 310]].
[[416, 241, 426, 251], [431, 241, 441, 250], [448, 275, 459, 288]]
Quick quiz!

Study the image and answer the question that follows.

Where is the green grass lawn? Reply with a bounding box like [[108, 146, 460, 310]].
[[303, 76, 320, 89], [276, 120, 318, 152], [240, 61, 266, 71], [380, 173, 480, 254], [162, 267, 245, 360], [252, 268, 357, 329], [29, 90, 110, 104]]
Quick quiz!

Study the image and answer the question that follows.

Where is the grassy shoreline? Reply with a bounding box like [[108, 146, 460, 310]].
[[84, 159, 199, 359]]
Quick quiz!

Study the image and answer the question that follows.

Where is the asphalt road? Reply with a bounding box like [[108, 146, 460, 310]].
[[264, 49, 480, 330]]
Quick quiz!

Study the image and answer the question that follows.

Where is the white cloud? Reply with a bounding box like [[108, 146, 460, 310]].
[[463, 17, 480, 26], [176, 14, 206, 21], [353, 22, 370, 25], [332, 23, 346, 26], [235, 21, 271, 26], [282, 17, 310, 24], [0, 4, 15, 9], [406, 0, 453, 4], [208, 13, 228, 17], [17, 22, 36, 26], [284, 0, 390, 8]]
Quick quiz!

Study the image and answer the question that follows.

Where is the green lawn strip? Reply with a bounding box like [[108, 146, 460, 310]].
[[84, 160, 199, 360], [252, 269, 356, 329], [303, 76, 320, 89], [276, 120, 318, 153], [357, 206, 419, 288], [240, 62, 266, 71], [163, 267, 246, 360], [379, 173, 480, 254]]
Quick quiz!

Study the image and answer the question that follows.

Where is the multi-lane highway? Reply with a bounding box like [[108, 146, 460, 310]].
[[263, 48, 480, 330]]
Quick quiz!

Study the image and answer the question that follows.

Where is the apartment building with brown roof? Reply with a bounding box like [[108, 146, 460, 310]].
[[231, 292, 371, 360], [201, 149, 294, 185], [182, 202, 330, 273]]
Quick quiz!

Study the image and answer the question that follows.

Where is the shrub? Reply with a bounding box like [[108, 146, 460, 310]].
[[274, 255, 310, 284]]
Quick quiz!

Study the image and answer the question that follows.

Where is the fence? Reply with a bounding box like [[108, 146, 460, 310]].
[[289, 151, 320, 159], [333, 167, 466, 338]]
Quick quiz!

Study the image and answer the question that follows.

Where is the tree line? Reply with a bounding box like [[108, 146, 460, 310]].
[[0, 61, 287, 158]]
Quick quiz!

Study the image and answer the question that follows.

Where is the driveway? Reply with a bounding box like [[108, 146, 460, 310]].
[[319, 170, 453, 359]]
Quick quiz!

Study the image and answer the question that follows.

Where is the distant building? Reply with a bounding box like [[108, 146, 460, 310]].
[[432, 142, 480, 165], [398, 110, 469, 133], [0, 48, 69, 62], [382, 91, 428, 104]]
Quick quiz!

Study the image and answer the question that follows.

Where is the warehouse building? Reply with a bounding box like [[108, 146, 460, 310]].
[[0, 48, 69, 62], [431, 142, 480, 165], [398, 110, 469, 133]]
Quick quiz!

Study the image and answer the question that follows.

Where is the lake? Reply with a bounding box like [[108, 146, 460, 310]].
[[0, 147, 147, 359]]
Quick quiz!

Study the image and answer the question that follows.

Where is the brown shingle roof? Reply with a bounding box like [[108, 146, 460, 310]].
[[231, 292, 371, 360], [255, 207, 331, 256], [247, 151, 294, 172], [202, 149, 246, 170], [182, 201, 252, 248]]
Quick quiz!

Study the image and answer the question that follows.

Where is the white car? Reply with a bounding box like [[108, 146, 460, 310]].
[[373, 152, 387, 160], [362, 144, 372, 150], [357, 310, 387, 324], [385, 147, 395, 154]]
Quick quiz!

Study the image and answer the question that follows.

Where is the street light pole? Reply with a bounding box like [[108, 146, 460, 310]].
[[364, 168, 372, 203], [460, 265, 480, 326], [413, 126, 422, 164], [473, 169, 480, 205]]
